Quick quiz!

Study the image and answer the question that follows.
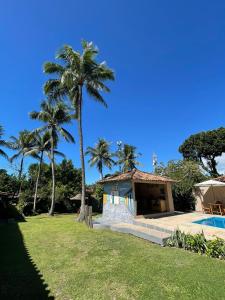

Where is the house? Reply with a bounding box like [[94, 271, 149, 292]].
[[99, 169, 175, 223]]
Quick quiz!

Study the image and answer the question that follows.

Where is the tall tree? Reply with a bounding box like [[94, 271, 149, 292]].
[[43, 40, 114, 221], [26, 131, 65, 213], [0, 125, 8, 161], [117, 144, 141, 172], [9, 130, 34, 193], [86, 138, 115, 179], [179, 127, 225, 177], [30, 100, 74, 216], [155, 160, 207, 211]]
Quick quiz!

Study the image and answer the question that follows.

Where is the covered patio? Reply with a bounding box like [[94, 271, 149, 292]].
[[194, 179, 225, 215]]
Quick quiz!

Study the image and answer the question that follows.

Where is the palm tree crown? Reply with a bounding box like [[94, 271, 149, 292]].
[[86, 138, 115, 179], [8, 130, 35, 193], [44, 40, 115, 106], [30, 100, 75, 144], [118, 144, 141, 172], [28, 131, 65, 160], [8, 130, 34, 162]]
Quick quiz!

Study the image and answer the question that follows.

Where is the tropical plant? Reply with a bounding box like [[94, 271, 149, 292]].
[[167, 229, 207, 254], [27, 131, 65, 213], [86, 138, 115, 179], [30, 100, 75, 215], [8, 130, 35, 193], [0, 125, 8, 160], [205, 238, 225, 259], [43, 40, 115, 222], [167, 229, 225, 259], [117, 144, 141, 172]]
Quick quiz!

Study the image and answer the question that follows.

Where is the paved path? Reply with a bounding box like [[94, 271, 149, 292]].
[[135, 212, 225, 240], [94, 212, 225, 245]]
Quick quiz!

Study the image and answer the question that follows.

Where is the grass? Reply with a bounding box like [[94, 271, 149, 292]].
[[1, 215, 225, 299]]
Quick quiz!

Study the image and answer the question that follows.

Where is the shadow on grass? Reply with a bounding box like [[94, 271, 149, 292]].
[[0, 221, 54, 299]]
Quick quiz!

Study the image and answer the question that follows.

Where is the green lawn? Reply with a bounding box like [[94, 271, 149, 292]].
[[1, 215, 225, 300]]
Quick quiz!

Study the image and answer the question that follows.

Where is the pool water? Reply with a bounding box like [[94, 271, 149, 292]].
[[193, 217, 225, 229]]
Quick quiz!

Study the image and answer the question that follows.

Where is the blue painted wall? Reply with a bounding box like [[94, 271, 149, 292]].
[[103, 181, 135, 215]]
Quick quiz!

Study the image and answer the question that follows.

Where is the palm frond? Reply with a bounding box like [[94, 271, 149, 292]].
[[53, 150, 66, 158], [0, 149, 8, 160], [43, 62, 65, 75], [10, 151, 22, 162], [86, 84, 107, 107], [44, 79, 66, 100], [58, 127, 75, 143]]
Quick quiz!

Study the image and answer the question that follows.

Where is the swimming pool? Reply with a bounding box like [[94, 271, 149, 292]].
[[193, 217, 225, 229]]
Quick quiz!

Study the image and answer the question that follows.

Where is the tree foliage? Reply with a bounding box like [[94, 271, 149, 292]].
[[0, 169, 19, 194], [117, 144, 141, 172], [86, 138, 115, 179], [179, 127, 225, 177], [155, 160, 207, 211], [19, 159, 82, 215]]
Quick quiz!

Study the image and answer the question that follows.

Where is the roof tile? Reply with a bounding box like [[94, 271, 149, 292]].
[[99, 169, 175, 183]]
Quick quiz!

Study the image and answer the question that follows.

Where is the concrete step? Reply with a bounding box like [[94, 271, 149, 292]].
[[133, 219, 174, 234], [110, 223, 171, 246]]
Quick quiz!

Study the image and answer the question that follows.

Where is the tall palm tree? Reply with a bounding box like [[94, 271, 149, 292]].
[[86, 138, 115, 179], [0, 125, 8, 160], [27, 131, 65, 213], [117, 144, 141, 172], [30, 100, 75, 216], [43, 40, 114, 221], [9, 130, 35, 193]]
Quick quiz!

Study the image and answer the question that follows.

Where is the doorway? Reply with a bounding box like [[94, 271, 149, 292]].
[[135, 182, 167, 215]]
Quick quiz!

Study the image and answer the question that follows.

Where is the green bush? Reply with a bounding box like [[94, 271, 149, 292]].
[[167, 229, 186, 248], [206, 238, 225, 259], [167, 229, 225, 260], [16, 191, 33, 215]]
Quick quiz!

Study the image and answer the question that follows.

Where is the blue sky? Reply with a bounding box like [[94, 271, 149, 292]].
[[1, 0, 225, 183]]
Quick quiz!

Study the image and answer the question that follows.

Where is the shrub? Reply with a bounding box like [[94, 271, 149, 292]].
[[167, 229, 186, 248], [167, 229, 225, 259], [206, 238, 225, 259], [16, 191, 33, 215]]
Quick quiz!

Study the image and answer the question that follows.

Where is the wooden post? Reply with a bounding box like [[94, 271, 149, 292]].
[[132, 181, 137, 216], [166, 183, 174, 212], [88, 206, 93, 228]]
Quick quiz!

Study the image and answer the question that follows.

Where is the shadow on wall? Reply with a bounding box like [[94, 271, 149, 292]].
[[0, 221, 54, 299]]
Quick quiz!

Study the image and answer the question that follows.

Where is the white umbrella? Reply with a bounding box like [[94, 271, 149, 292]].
[[194, 179, 225, 187], [194, 180, 225, 202]]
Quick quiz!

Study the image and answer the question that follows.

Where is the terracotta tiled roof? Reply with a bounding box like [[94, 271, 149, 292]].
[[99, 169, 175, 184], [215, 176, 225, 183]]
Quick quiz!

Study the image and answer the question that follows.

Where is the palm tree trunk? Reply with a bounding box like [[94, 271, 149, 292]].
[[49, 138, 56, 216], [77, 89, 87, 222], [18, 155, 24, 195], [33, 151, 43, 214]]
